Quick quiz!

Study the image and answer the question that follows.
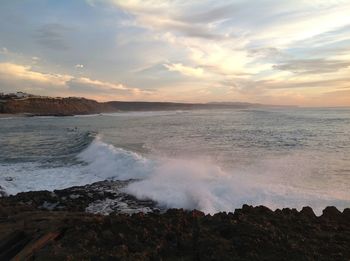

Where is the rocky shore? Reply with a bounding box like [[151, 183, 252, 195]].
[[0, 181, 349, 260]]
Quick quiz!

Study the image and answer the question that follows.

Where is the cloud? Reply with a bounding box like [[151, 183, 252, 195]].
[[0, 62, 151, 100], [0, 63, 71, 86], [323, 88, 350, 97], [248, 47, 290, 62], [110, 0, 229, 40], [68, 77, 127, 91], [176, 3, 236, 24], [35, 23, 71, 50], [264, 77, 350, 89], [163, 63, 204, 77], [218, 74, 350, 106], [273, 59, 350, 74], [0, 47, 9, 54], [292, 24, 350, 49], [1, 0, 350, 105]]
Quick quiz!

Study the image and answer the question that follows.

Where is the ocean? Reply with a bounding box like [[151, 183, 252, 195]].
[[0, 108, 349, 214]]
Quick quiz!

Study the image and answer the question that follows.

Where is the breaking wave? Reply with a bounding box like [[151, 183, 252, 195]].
[[1, 136, 349, 215]]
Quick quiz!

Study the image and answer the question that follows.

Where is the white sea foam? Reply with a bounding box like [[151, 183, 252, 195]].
[[1, 137, 349, 215], [73, 114, 102, 118], [77, 137, 154, 180], [0, 163, 87, 195], [124, 158, 349, 215]]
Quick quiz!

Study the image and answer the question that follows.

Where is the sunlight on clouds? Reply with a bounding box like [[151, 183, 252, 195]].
[[252, 3, 350, 47], [0, 0, 349, 105], [164, 63, 204, 77], [76, 77, 128, 90], [0, 62, 151, 101], [104, 0, 350, 105], [0, 63, 71, 86]]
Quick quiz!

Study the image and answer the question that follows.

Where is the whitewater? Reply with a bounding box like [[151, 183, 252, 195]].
[[0, 108, 349, 215]]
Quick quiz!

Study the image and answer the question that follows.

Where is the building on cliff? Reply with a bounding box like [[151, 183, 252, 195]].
[[0, 92, 35, 100]]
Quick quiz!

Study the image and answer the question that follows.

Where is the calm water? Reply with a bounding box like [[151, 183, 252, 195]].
[[0, 108, 349, 214]]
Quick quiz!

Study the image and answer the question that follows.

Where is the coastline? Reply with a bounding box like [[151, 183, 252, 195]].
[[0, 95, 296, 117], [1, 181, 349, 260], [0, 113, 75, 118], [0, 113, 29, 119]]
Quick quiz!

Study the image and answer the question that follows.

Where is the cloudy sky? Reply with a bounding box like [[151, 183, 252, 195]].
[[0, 0, 350, 106]]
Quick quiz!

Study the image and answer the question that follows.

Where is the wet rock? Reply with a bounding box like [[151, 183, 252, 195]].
[[0, 203, 349, 260], [1, 180, 159, 214], [1, 183, 350, 260]]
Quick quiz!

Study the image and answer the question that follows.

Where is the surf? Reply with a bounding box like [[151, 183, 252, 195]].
[[2, 135, 349, 215]]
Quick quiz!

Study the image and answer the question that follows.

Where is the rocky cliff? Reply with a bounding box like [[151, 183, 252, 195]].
[[0, 97, 114, 116], [0, 95, 287, 116]]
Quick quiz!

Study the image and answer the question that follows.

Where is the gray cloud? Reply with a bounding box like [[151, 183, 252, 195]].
[[263, 77, 350, 89], [273, 59, 350, 74], [35, 23, 71, 50], [141, 16, 229, 40], [248, 47, 290, 61], [177, 3, 236, 24], [115, 1, 231, 40], [221, 76, 350, 92], [294, 24, 350, 48]]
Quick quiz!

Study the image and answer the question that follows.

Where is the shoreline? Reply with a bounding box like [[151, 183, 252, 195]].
[[0, 113, 75, 118], [0, 179, 348, 216], [0, 113, 29, 118]]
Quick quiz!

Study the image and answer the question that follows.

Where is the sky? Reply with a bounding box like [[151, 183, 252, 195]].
[[0, 0, 350, 106]]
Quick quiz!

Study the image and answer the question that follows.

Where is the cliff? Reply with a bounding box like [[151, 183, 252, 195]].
[[0, 96, 289, 116], [0, 97, 114, 116]]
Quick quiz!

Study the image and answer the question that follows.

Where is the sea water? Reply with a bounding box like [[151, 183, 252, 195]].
[[0, 108, 349, 214]]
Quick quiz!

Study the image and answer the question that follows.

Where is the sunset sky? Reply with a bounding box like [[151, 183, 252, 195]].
[[0, 0, 350, 106]]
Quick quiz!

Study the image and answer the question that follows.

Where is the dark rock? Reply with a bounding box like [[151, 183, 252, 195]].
[[343, 208, 350, 219], [0, 187, 349, 260], [2, 180, 159, 215], [300, 206, 316, 218], [322, 206, 341, 219]]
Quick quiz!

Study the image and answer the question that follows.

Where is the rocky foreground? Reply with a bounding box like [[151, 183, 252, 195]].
[[0, 182, 349, 260]]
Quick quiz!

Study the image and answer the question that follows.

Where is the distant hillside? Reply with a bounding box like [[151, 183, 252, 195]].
[[105, 101, 260, 111], [0, 95, 291, 116]]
